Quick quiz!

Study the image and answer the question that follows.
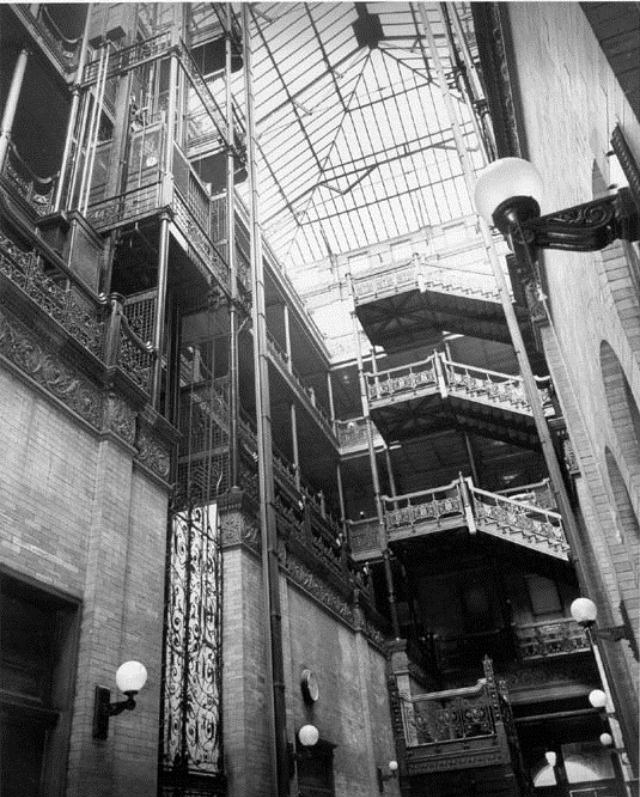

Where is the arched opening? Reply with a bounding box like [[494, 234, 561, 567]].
[[605, 447, 640, 577], [600, 340, 640, 477]]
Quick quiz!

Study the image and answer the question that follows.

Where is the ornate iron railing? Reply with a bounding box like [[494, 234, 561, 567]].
[[514, 617, 590, 660], [470, 484, 569, 556], [346, 516, 381, 557], [172, 189, 229, 289], [1, 143, 57, 218], [0, 229, 103, 356], [383, 480, 464, 530], [442, 356, 552, 414], [0, 230, 156, 392], [351, 254, 501, 305], [402, 678, 497, 746], [87, 181, 162, 230], [497, 479, 555, 510], [346, 475, 570, 561], [366, 356, 438, 403], [364, 351, 553, 417]]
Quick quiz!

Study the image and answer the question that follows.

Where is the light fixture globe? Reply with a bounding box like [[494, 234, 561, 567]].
[[570, 597, 598, 626], [298, 724, 319, 747], [544, 750, 557, 767], [589, 689, 607, 709], [599, 732, 613, 747], [115, 660, 148, 695], [474, 157, 544, 233], [388, 760, 398, 772]]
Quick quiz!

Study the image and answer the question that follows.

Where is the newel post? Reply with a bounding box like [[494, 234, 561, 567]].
[[104, 292, 124, 367]]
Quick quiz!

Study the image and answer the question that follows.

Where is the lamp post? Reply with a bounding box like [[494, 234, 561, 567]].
[[570, 598, 636, 795]]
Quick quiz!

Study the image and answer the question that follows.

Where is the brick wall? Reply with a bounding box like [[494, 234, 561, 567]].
[[222, 541, 397, 797], [505, 2, 640, 762], [0, 365, 169, 796]]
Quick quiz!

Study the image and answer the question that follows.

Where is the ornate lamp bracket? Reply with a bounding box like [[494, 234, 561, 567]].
[[515, 188, 640, 253]]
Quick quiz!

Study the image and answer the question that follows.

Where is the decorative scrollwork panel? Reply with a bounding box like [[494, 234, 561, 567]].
[[163, 504, 222, 778]]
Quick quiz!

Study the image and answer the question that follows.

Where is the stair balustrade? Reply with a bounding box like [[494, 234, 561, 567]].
[[365, 351, 552, 418], [352, 253, 502, 305], [346, 475, 570, 561], [469, 483, 569, 558]]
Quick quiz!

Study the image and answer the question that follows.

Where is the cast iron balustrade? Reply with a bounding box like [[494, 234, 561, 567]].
[[398, 657, 514, 776], [1, 143, 58, 219], [469, 484, 569, 558], [366, 356, 438, 403], [0, 228, 102, 355], [0, 231, 154, 393], [496, 478, 555, 510], [384, 480, 465, 538], [365, 351, 552, 418], [513, 617, 590, 660], [334, 416, 385, 454], [351, 253, 501, 305], [441, 356, 552, 414], [11, 5, 82, 74], [347, 475, 569, 562]]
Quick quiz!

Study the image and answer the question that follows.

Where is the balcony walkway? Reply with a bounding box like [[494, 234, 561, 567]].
[[366, 352, 553, 450], [347, 475, 569, 563]]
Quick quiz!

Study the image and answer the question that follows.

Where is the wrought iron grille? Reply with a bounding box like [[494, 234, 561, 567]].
[[162, 503, 222, 782]]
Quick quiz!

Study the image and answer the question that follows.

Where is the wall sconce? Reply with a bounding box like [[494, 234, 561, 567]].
[[288, 724, 319, 778], [474, 157, 639, 253], [570, 597, 638, 660], [600, 733, 614, 747], [544, 750, 557, 768], [93, 660, 148, 739], [377, 759, 398, 791]]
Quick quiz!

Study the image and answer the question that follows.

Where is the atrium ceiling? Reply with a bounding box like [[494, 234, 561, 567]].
[[206, 2, 484, 269]]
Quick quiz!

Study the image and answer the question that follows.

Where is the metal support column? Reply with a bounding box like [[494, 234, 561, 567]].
[[54, 6, 92, 211], [283, 303, 293, 374], [243, 8, 289, 795], [290, 402, 301, 491], [352, 311, 401, 638], [0, 48, 29, 172], [151, 212, 171, 409], [226, 3, 239, 489]]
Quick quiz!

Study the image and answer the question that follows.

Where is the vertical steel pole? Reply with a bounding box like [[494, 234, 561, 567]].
[[150, 49, 178, 409], [54, 5, 92, 211], [0, 48, 29, 172], [418, 2, 583, 570], [242, 8, 289, 795], [226, 3, 239, 489], [352, 311, 401, 638]]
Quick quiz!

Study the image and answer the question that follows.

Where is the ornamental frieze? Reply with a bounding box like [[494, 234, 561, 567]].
[[135, 422, 171, 480], [103, 391, 136, 445], [219, 508, 260, 552], [285, 554, 354, 625], [0, 308, 102, 427]]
